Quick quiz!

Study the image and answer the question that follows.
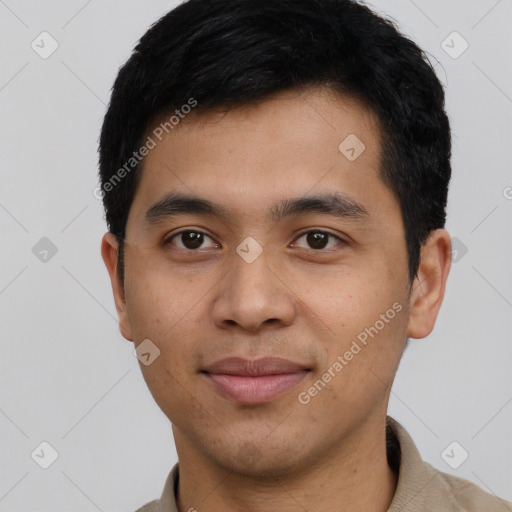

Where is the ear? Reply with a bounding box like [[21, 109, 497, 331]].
[[407, 229, 452, 339], [101, 232, 134, 342]]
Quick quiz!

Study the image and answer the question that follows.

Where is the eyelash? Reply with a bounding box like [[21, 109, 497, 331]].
[[163, 229, 346, 252]]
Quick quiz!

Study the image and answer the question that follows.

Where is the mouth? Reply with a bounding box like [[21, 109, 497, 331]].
[[200, 357, 311, 404]]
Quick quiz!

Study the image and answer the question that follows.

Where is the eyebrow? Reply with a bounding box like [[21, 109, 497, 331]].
[[143, 191, 370, 228]]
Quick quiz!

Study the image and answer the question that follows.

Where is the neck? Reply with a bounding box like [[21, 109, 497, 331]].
[[174, 417, 397, 512]]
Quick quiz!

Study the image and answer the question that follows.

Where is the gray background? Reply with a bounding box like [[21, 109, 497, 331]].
[[0, 0, 511, 510]]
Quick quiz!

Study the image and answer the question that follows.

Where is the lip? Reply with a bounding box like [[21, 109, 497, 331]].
[[201, 357, 310, 404]]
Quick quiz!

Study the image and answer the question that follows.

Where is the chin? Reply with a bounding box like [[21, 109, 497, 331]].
[[207, 439, 310, 480]]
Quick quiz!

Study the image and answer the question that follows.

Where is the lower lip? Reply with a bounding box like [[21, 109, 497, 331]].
[[202, 371, 309, 404]]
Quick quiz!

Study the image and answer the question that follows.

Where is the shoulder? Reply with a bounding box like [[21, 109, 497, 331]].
[[386, 416, 512, 511], [132, 463, 179, 512], [134, 498, 160, 512], [432, 466, 512, 511]]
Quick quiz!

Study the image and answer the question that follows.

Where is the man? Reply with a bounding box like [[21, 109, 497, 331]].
[[98, 0, 512, 510]]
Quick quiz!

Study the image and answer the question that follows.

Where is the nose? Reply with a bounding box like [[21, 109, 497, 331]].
[[211, 245, 296, 333]]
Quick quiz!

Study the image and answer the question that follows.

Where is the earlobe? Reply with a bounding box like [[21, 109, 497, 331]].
[[407, 229, 452, 339], [100, 232, 134, 342]]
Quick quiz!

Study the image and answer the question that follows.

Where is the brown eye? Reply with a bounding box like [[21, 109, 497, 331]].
[[294, 231, 343, 250], [166, 230, 217, 250]]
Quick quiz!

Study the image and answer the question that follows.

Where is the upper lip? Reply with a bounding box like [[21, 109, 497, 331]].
[[201, 357, 310, 376]]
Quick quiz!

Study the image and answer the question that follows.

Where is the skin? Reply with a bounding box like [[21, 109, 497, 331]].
[[101, 87, 452, 512]]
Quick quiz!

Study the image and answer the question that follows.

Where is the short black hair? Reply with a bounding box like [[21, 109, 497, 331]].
[[98, 0, 451, 286]]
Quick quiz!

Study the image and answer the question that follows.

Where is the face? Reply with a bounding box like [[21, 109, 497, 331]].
[[102, 87, 450, 477]]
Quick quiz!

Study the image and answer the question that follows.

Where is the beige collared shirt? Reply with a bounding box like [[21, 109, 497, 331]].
[[135, 416, 512, 511]]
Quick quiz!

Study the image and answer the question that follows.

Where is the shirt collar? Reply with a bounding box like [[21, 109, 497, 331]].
[[386, 415, 444, 511], [156, 416, 455, 512]]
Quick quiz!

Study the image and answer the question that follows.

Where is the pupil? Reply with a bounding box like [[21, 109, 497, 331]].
[[307, 232, 328, 249], [183, 232, 203, 249]]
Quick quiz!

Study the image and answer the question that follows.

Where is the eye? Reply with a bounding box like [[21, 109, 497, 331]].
[[165, 230, 219, 250], [164, 229, 345, 252], [292, 230, 344, 250]]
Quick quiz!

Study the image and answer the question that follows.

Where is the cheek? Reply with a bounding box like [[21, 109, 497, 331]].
[[124, 262, 207, 384], [138, 354, 199, 430], [293, 260, 403, 325], [299, 264, 408, 380], [124, 259, 205, 340]]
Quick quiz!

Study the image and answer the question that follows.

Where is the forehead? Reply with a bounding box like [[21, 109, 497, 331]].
[[126, 87, 395, 230]]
